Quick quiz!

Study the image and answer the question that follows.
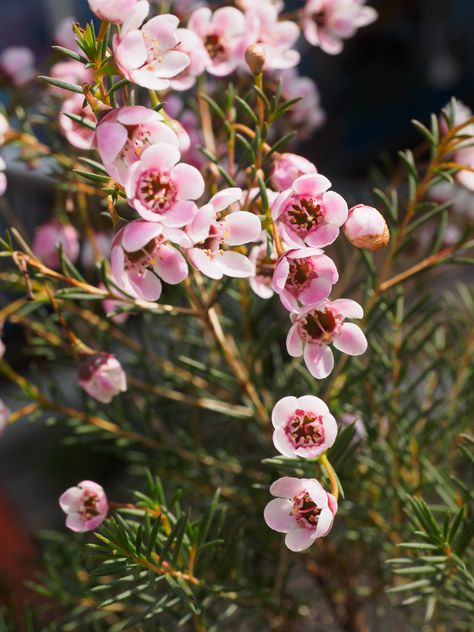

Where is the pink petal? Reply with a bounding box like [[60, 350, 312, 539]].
[[172, 163, 205, 200], [285, 527, 315, 552], [314, 506, 335, 538], [264, 498, 295, 533], [122, 0, 149, 34], [141, 143, 180, 171], [117, 31, 147, 69], [218, 251, 254, 277], [128, 268, 162, 301], [59, 487, 82, 513], [122, 221, 163, 252], [130, 69, 170, 90], [210, 187, 242, 212], [272, 257, 290, 293], [286, 323, 303, 357], [321, 191, 348, 226], [270, 476, 305, 499], [188, 7, 212, 38], [96, 121, 128, 163], [116, 105, 151, 125], [153, 245, 188, 284], [273, 428, 297, 457], [295, 395, 329, 417], [271, 189, 292, 221], [333, 323, 367, 356], [322, 414, 338, 451], [224, 212, 261, 246], [305, 224, 340, 248], [271, 395, 297, 428], [66, 512, 88, 532], [303, 344, 334, 379], [330, 298, 363, 319], [188, 248, 223, 279], [304, 478, 328, 507], [212, 7, 246, 34], [292, 173, 331, 197], [155, 50, 190, 79], [161, 200, 198, 228], [299, 277, 332, 306], [319, 31, 344, 55], [187, 204, 215, 244]]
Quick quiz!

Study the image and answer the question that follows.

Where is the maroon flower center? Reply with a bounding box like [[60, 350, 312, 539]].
[[284, 196, 322, 236], [313, 10, 328, 29], [286, 409, 324, 448], [293, 491, 321, 529], [300, 308, 338, 343], [204, 34, 226, 60], [137, 169, 177, 212], [256, 253, 277, 285], [195, 222, 223, 253], [80, 491, 100, 520], [287, 258, 317, 294], [125, 238, 160, 271], [78, 352, 110, 382]]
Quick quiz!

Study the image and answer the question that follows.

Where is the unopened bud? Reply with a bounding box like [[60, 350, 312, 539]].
[[78, 352, 127, 403], [245, 44, 266, 75], [343, 204, 390, 251]]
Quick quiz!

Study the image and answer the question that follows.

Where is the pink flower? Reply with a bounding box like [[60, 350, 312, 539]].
[[60, 94, 96, 150], [0, 157, 7, 197], [78, 352, 127, 403], [264, 477, 337, 551], [245, 5, 300, 70], [50, 61, 94, 98], [164, 98, 203, 167], [125, 143, 204, 225], [0, 47, 35, 87], [95, 106, 179, 185], [88, 0, 139, 23], [54, 16, 80, 52], [0, 113, 9, 145], [271, 153, 317, 191], [273, 247, 338, 311], [272, 174, 348, 248], [454, 146, 474, 192], [287, 298, 367, 379], [111, 220, 188, 301], [343, 204, 389, 251], [113, 1, 189, 90], [188, 7, 246, 77], [272, 395, 338, 458], [81, 232, 113, 268], [170, 28, 208, 91], [0, 398, 10, 435], [180, 188, 262, 279], [33, 220, 80, 269], [340, 412, 367, 443], [282, 70, 326, 140], [249, 236, 278, 299], [102, 288, 130, 325], [301, 0, 377, 55], [59, 480, 108, 532]]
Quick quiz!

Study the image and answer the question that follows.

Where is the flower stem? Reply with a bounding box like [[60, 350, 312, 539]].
[[320, 453, 339, 500]]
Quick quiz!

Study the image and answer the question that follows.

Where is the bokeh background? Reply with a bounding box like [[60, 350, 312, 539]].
[[0, 0, 472, 622]]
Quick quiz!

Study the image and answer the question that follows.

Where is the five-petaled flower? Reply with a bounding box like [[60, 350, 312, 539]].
[[264, 476, 338, 551], [59, 480, 108, 532]]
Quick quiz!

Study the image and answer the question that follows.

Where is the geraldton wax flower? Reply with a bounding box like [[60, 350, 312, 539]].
[[272, 395, 338, 459], [59, 480, 108, 532], [88, 0, 139, 24], [287, 298, 367, 379], [264, 476, 338, 552], [78, 352, 127, 403]]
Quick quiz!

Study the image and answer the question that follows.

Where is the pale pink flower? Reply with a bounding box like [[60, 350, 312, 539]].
[[101, 286, 130, 325], [164, 98, 203, 167], [188, 7, 246, 77], [125, 143, 204, 225], [454, 146, 474, 192], [440, 100, 474, 137], [264, 476, 337, 551], [50, 61, 93, 98], [245, 5, 300, 70], [271, 153, 317, 191], [0, 157, 7, 197], [170, 28, 207, 91], [113, 1, 189, 90], [180, 188, 262, 279], [54, 16, 80, 52], [0, 398, 9, 434], [33, 220, 80, 269], [81, 232, 113, 268], [272, 395, 338, 459], [0, 47, 35, 86], [0, 113, 9, 145], [78, 352, 127, 403], [59, 480, 108, 532], [111, 220, 188, 301], [249, 235, 278, 299], [272, 174, 348, 248], [60, 94, 96, 150], [273, 247, 338, 311], [88, 0, 138, 23], [287, 298, 367, 379], [95, 106, 179, 185], [281, 69, 326, 140], [343, 204, 389, 251], [237, 0, 284, 12], [301, 0, 377, 55]]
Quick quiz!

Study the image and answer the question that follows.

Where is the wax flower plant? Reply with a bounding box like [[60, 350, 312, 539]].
[[0, 1, 473, 630]]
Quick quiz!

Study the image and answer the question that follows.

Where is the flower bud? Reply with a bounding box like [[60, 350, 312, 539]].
[[78, 352, 127, 403], [245, 44, 266, 75], [343, 204, 389, 251], [270, 153, 317, 191], [59, 480, 108, 532]]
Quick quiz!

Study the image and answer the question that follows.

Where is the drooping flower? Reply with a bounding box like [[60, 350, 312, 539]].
[[188, 7, 246, 77], [249, 236, 278, 299], [264, 476, 337, 551], [111, 220, 188, 301], [88, 0, 139, 23], [0, 47, 36, 87], [272, 174, 348, 248], [273, 247, 338, 311], [32, 220, 80, 269], [59, 94, 96, 150], [179, 188, 262, 279], [343, 204, 389, 251], [169, 28, 208, 91], [113, 1, 189, 90], [0, 157, 7, 197], [124, 143, 204, 225], [271, 153, 317, 191], [78, 352, 127, 403], [59, 480, 108, 532], [301, 0, 377, 55], [95, 106, 179, 185], [272, 395, 338, 458], [287, 298, 367, 379], [0, 398, 10, 434]]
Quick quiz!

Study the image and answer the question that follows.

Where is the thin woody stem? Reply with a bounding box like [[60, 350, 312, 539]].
[[320, 453, 339, 500]]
